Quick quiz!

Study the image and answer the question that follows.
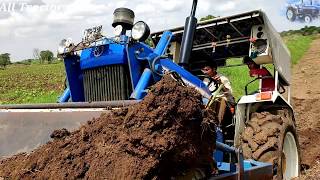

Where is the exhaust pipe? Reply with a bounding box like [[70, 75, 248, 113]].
[[178, 0, 198, 69]]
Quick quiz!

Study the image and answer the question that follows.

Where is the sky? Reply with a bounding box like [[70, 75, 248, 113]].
[[0, 0, 319, 61]]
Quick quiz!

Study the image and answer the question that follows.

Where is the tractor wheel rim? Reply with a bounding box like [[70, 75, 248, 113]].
[[287, 10, 293, 19], [305, 16, 311, 23], [282, 132, 299, 179]]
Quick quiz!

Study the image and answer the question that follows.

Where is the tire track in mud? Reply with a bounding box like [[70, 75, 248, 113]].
[[291, 38, 320, 170]]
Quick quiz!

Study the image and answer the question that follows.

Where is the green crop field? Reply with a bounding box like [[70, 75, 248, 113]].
[[0, 62, 65, 104], [0, 34, 315, 104]]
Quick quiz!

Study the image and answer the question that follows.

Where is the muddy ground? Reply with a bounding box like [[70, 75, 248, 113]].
[[0, 75, 217, 179], [292, 38, 320, 178]]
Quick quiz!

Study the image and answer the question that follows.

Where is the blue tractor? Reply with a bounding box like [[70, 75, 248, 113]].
[[286, 0, 320, 23], [0, 0, 300, 179]]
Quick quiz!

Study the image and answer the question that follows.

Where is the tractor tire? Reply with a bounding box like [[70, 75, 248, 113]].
[[304, 15, 312, 23], [286, 9, 296, 22], [241, 111, 300, 180]]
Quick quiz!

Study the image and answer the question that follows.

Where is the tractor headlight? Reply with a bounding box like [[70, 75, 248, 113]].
[[131, 21, 150, 42], [113, 25, 123, 36]]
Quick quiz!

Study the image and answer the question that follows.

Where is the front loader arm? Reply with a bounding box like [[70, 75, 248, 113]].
[[131, 30, 211, 100], [158, 58, 212, 99]]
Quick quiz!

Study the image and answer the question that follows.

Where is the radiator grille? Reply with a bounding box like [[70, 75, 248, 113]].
[[83, 65, 132, 101]]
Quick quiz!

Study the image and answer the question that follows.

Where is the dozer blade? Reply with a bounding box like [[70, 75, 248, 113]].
[[0, 101, 138, 159]]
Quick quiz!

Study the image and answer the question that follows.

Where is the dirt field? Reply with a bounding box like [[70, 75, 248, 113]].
[[0, 75, 217, 179], [292, 38, 320, 177]]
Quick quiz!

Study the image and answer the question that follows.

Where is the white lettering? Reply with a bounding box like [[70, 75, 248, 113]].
[[0, 3, 7, 12], [39, 5, 48, 11], [11, 3, 16, 12], [0, 2, 64, 12], [19, 3, 27, 11], [32, 5, 39, 11], [50, 5, 61, 11], [7, 3, 11, 11], [7, 3, 16, 12]]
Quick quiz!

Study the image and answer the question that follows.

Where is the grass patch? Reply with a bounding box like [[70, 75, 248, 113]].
[[283, 34, 314, 65], [218, 59, 259, 100]]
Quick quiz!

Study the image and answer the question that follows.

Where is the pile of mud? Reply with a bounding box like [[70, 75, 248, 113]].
[[298, 161, 320, 180], [0, 75, 217, 179]]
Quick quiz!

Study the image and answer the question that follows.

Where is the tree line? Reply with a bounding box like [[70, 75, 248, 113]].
[[32, 49, 54, 64], [0, 49, 57, 68], [281, 26, 320, 36]]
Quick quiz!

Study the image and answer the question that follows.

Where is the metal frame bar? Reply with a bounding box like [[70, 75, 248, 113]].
[[228, 20, 245, 37], [0, 100, 140, 109], [288, 86, 291, 104], [259, 65, 263, 91], [192, 37, 250, 51], [203, 27, 218, 40], [210, 160, 272, 179], [216, 142, 244, 180], [151, 10, 262, 38], [275, 70, 279, 94], [130, 68, 152, 99]]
